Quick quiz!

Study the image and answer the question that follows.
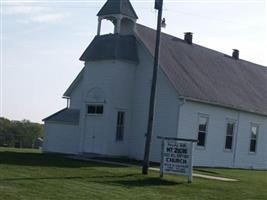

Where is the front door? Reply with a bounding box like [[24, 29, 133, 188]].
[[83, 115, 105, 154]]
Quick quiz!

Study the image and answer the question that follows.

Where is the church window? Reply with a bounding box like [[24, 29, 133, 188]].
[[87, 105, 104, 114], [116, 111, 125, 141], [197, 115, 209, 147], [225, 121, 235, 150], [249, 124, 259, 153]]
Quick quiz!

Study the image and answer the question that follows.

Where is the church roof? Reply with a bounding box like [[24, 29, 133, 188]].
[[43, 108, 80, 124], [80, 34, 138, 63], [135, 24, 267, 116], [97, 0, 138, 19], [65, 23, 267, 116]]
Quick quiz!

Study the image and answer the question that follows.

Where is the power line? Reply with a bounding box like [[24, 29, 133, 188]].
[[2, 3, 264, 28], [164, 8, 264, 29], [2, 0, 265, 3]]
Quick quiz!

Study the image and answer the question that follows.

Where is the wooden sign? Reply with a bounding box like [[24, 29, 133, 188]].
[[158, 137, 197, 183]]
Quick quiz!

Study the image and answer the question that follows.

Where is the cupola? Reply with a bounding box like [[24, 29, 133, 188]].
[[79, 0, 139, 63], [96, 0, 138, 35]]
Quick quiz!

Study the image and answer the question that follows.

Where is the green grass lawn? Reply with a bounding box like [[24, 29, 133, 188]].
[[0, 148, 266, 200]]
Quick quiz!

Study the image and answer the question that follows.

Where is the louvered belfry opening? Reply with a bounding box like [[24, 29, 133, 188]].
[[96, 0, 138, 35]]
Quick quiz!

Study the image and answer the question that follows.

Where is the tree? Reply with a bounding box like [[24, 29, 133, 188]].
[[0, 117, 44, 148]]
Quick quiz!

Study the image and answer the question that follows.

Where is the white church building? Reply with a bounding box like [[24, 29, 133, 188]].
[[43, 0, 267, 169]]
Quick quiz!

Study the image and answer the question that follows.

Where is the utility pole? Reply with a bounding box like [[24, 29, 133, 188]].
[[142, 0, 164, 175]]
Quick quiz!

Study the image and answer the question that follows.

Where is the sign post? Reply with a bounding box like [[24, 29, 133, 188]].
[[158, 137, 197, 183]]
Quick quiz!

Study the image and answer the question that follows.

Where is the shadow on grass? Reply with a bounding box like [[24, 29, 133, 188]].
[[0, 151, 127, 168], [94, 157, 160, 167], [0, 173, 138, 182], [1, 174, 182, 187], [194, 169, 219, 175], [110, 177, 181, 187]]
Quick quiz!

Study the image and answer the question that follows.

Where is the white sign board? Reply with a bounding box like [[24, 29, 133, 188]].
[[161, 139, 193, 179]]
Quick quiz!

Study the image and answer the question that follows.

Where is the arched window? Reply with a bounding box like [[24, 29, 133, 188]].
[[85, 87, 106, 103]]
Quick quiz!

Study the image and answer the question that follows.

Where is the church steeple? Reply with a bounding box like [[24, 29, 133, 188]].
[[80, 0, 139, 63], [96, 0, 138, 35]]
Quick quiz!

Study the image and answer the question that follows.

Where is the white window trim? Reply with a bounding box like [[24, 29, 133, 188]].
[[223, 119, 236, 152], [248, 123, 259, 155], [115, 110, 126, 143], [196, 113, 209, 150]]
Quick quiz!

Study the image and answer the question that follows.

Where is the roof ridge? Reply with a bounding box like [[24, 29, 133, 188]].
[[136, 23, 267, 69]]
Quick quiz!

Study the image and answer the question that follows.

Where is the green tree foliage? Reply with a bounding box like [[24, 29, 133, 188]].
[[0, 117, 44, 148]]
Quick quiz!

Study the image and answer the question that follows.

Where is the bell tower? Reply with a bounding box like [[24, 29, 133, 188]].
[[96, 0, 138, 35], [78, 0, 139, 156], [80, 0, 139, 63]]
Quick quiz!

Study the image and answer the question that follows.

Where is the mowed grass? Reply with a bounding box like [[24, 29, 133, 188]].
[[0, 148, 266, 200]]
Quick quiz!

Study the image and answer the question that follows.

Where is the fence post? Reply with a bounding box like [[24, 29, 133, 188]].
[[188, 142, 194, 183]]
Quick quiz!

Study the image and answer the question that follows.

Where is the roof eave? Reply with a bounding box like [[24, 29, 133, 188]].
[[63, 67, 85, 97], [42, 108, 68, 122], [180, 96, 267, 117], [44, 120, 79, 125]]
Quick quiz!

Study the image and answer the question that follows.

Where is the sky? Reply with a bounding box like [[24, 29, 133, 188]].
[[1, 0, 266, 123]]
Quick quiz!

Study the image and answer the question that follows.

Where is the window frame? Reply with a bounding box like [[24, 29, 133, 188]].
[[86, 104, 104, 115], [115, 111, 125, 142], [224, 119, 236, 152], [248, 123, 259, 154], [196, 113, 209, 149]]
